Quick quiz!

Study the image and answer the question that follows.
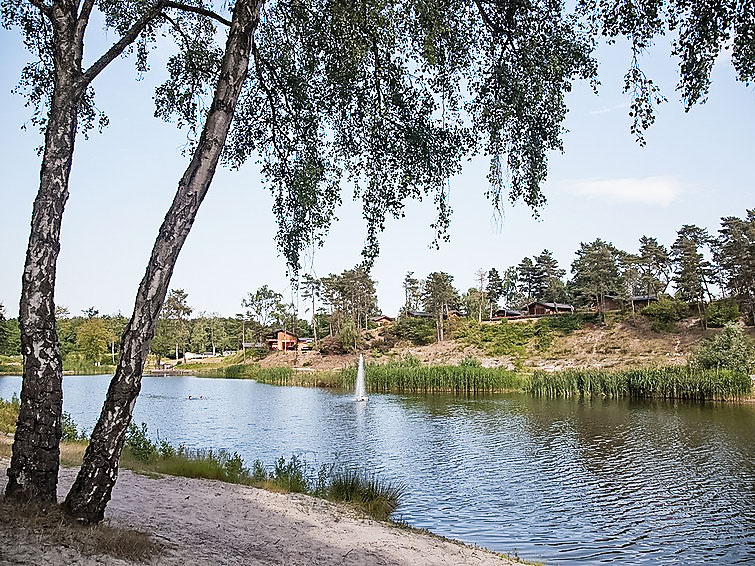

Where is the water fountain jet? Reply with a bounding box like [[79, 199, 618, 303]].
[[355, 354, 368, 402]]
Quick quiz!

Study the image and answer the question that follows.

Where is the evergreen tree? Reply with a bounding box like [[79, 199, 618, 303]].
[[486, 268, 504, 317], [715, 211, 755, 325], [535, 249, 566, 302], [571, 239, 624, 316], [402, 272, 422, 314], [671, 225, 713, 327], [517, 257, 538, 302], [637, 236, 672, 296], [422, 272, 458, 342]]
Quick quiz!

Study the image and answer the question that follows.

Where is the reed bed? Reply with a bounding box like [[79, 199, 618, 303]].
[[526, 367, 752, 401], [340, 362, 524, 394]]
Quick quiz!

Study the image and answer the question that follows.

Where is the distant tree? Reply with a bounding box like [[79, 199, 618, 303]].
[[486, 268, 503, 318], [571, 239, 624, 318], [618, 253, 642, 318], [714, 211, 755, 325], [422, 272, 458, 342], [103, 315, 128, 364], [0, 304, 7, 354], [517, 257, 538, 302], [75, 319, 113, 364], [535, 250, 566, 302], [402, 272, 422, 314], [501, 266, 521, 308], [162, 289, 193, 361], [243, 285, 285, 339], [0, 315, 21, 357], [320, 267, 378, 332], [81, 307, 99, 319], [301, 274, 322, 343], [474, 268, 488, 322], [637, 236, 672, 296], [672, 225, 714, 328]]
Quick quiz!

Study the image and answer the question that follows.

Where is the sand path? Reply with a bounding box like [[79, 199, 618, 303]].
[[1, 462, 515, 565]]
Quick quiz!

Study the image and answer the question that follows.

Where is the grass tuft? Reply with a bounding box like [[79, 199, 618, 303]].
[[0, 496, 163, 562]]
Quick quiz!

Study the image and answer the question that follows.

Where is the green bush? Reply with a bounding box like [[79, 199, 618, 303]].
[[706, 300, 740, 327], [61, 412, 86, 441], [0, 394, 20, 433], [390, 317, 436, 346], [125, 422, 158, 461], [691, 323, 754, 374], [642, 297, 690, 331]]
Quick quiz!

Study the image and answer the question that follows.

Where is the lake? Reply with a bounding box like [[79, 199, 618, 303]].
[[1, 374, 753, 564]]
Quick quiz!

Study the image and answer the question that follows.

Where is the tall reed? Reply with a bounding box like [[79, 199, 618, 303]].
[[526, 366, 752, 401], [340, 360, 524, 394]]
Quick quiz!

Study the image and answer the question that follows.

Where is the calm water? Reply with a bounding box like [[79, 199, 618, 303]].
[[1, 375, 753, 564]]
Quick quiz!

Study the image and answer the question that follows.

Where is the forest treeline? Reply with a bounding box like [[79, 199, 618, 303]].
[[1, 209, 752, 363]]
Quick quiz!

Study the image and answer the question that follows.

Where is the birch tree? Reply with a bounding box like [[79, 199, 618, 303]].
[[4, 0, 230, 501]]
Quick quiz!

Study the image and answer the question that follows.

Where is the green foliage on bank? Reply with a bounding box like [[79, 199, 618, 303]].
[[691, 323, 754, 374], [453, 313, 598, 358], [340, 355, 523, 394], [526, 366, 752, 401], [641, 297, 690, 331], [0, 394, 20, 433], [123, 422, 404, 521]]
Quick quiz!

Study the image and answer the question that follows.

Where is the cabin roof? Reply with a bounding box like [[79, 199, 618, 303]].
[[526, 301, 573, 310]]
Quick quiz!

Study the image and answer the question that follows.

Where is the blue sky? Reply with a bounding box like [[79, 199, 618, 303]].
[[0, 25, 753, 319]]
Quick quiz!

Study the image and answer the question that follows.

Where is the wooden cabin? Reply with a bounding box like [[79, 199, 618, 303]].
[[525, 301, 575, 316], [492, 307, 523, 319], [371, 315, 395, 327], [267, 329, 299, 351]]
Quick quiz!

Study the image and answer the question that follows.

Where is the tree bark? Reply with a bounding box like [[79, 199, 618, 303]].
[[63, 0, 260, 523], [6, 5, 83, 501]]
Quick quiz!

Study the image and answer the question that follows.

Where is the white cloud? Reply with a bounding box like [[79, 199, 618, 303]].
[[588, 102, 630, 115], [560, 176, 684, 206]]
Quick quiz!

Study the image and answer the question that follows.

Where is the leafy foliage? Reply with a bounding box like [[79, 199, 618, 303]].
[[706, 300, 741, 328], [389, 317, 436, 346], [0, 394, 21, 433], [641, 296, 690, 332], [691, 323, 754, 375]]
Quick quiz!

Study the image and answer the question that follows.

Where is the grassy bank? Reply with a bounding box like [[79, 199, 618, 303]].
[[1, 402, 404, 523], [526, 367, 752, 401], [120, 422, 404, 521], [193, 364, 343, 387], [340, 357, 525, 394]]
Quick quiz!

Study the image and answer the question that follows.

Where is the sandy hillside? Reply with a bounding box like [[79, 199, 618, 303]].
[[254, 318, 735, 372], [0, 460, 516, 566]]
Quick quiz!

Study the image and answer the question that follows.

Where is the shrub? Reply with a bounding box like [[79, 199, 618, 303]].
[[390, 317, 436, 346], [0, 393, 20, 433], [706, 300, 740, 327], [642, 297, 690, 331], [318, 335, 346, 355], [125, 422, 157, 461], [61, 412, 86, 441], [272, 455, 309, 493], [691, 323, 754, 374]]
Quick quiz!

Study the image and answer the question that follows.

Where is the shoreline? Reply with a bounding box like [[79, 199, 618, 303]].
[[0, 456, 521, 565]]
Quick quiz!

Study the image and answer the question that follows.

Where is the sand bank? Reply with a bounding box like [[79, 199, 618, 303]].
[[1, 461, 516, 565]]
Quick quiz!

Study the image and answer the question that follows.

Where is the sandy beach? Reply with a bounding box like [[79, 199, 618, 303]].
[[0, 459, 516, 565]]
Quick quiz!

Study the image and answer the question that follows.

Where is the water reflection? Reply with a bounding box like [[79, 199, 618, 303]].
[[0, 375, 752, 564]]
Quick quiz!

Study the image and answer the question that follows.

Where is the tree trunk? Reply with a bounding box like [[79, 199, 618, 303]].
[[6, 8, 83, 500], [63, 0, 260, 523]]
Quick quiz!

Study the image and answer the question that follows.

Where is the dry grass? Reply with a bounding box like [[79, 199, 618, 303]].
[[60, 441, 87, 467], [0, 496, 163, 562]]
